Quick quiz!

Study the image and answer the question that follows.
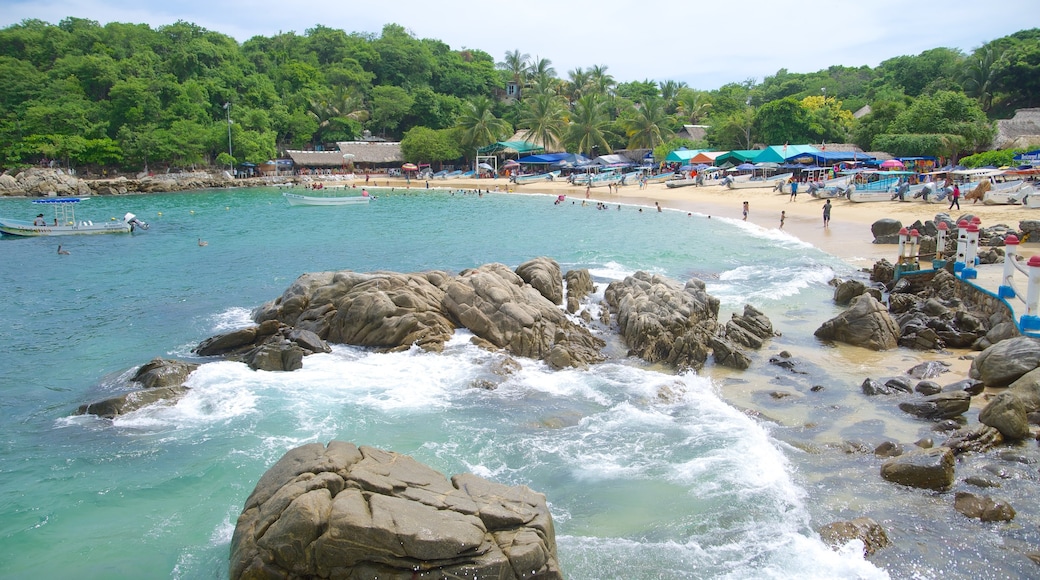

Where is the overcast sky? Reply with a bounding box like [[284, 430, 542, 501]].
[[2, 0, 1035, 89]]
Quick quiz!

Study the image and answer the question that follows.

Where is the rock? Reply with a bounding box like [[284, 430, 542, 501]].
[[711, 337, 752, 370], [898, 391, 971, 420], [943, 425, 1004, 455], [287, 328, 331, 354], [229, 442, 561, 580], [516, 257, 563, 306], [1007, 367, 1040, 412], [604, 272, 721, 371], [941, 378, 985, 396], [915, 380, 942, 395], [885, 377, 913, 393], [880, 447, 955, 491], [725, 304, 775, 349], [833, 279, 868, 306], [978, 392, 1031, 440], [75, 358, 199, 418], [769, 351, 810, 374], [817, 517, 890, 556], [814, 294, 899, 351], [564, 269, 594, 314], [874, 441, 904, 458], [972, 321, 1020, 351], [193, 326, 260, 357], [907, 361, 950, 379], [443, 263, 605, 369], [862, 378, 907, 396], [969, 336, 1040, 387], [871, 259, 895, 285], [244, 341, 306, 372], [954, 492, 1016, 522], [871, 218, 903, 244]]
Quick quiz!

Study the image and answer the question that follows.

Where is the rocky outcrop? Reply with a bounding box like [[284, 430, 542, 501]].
[[442, 263, 605, 369], [0, 168, 234, 197], [815, 294, 899, 351], [516, 257, 563, 305], [880, 447, 956, 491], [229, 442, 561, 580], [0, 168, 93, 197], [817, 517, 890, 556], [969, 336, 1040, 388], [604, 272, 722, 370], [564, 269, 595, 314], [194, 320, 331, 371], [75, 358, 198, 418], [252, 262, 605, 369]]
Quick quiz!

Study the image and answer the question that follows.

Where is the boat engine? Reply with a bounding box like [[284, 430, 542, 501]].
[[125, 212, 149, 231]]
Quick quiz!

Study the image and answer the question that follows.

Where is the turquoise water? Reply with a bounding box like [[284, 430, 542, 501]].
[[0, 186, 898, 578]]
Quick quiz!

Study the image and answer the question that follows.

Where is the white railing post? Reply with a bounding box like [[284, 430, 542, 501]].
[[1000, 234, 1019, 299], [954, 219, 969, 275], [934, 221, 948, 267], [909, 229, 920, 270], [1022, 255, 1040, 331]]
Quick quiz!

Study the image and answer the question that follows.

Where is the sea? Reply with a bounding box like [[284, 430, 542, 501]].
[[1, 185, 1036, 579]]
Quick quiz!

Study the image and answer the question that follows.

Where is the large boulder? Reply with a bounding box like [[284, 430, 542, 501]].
[[604, 272, 721, 370], [898, 391, 971, 420], [229, 442, 561, 580], [253, 270, 456, 352], [516, 257, 563, 305], [880, 447, 955, 491], [442, 263, 605, 369], [871, 218, 903, 244], [75, 358, 199, 419], [969, 336, 1040, 387], [954, 492, 1016, 522], [978, 392, 1031, 440], [814, 294, 899, 351], [564, 269, 595, 314]]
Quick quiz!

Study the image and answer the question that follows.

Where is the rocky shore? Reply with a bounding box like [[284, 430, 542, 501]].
[[0, 167, 281, 197]]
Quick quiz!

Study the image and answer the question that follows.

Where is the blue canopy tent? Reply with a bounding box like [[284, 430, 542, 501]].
[[516, 152, 590, 165], [783, 150, 876, 166]]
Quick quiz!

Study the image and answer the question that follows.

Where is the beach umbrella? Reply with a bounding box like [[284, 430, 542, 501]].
[[402, 163, 418, 171], [880, 159, 904, 169], [734, 163, 756, 171], [503, 159, 520, 168], [477, 162, 494, 170]]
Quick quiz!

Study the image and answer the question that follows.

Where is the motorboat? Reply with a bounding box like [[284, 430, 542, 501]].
[[0, 197, 148, 236], [726, 172, 793, 190], [282, 191, 371, 206], [511, 170, 560, 184]]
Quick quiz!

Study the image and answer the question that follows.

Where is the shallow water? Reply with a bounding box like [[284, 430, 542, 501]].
[[0, 186, 1035, 579]]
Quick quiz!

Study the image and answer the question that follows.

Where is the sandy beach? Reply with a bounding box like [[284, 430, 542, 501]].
[[354, 175, 1039, 270]]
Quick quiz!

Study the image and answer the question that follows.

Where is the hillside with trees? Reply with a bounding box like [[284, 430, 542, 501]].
[[0, 18, 1037, 173]]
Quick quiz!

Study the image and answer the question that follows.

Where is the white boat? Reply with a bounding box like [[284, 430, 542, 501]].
[[283, 192, 371, 206], [980, 180, 1030, 205], [726, 172, 793, 190], [0, 197, 148, 237], [511, 171, 560, 184], [646, 172, 677, 183], [665, 177, 697, 188]]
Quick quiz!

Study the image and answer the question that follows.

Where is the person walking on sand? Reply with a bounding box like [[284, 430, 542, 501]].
[[822, 199, 832, 227], [742, 201, 749, 221], [779, 210, 786, 229], [949, 183, 961, 210]]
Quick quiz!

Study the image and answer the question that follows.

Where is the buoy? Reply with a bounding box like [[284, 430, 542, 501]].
[[225, 206, 229, 211], [157, 212, 162, 217], [190, 210, 195, 215]]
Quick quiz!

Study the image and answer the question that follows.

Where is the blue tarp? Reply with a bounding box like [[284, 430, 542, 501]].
[[786, 150, 876, 165], [517, 152, 591, 165]]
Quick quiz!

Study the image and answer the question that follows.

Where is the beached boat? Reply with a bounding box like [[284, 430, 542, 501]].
[[645, 172, 677, 183], [0, 197, 148, 237], [510, 170, 560, 184], [726, 172, 793, 190], [282, 191, 370, 206], [665, 177, 697, 188], [980, 180, 1030, 205]]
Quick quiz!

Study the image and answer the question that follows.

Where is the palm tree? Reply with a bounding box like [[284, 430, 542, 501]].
[[307, 86, 368, 145], [528, 57, 556, 88], [658, 80, 686, 105], [456, 96, 511, 152], [962, 47, 1004, 112], [519, 93, 567, 152], [621, 98, 672, 150], [588, 65, 615, 97], [497, 49, 530, 86], [566, 67, 590, 102], [676, 88, 712, 124], [565, 95, 612, 156]]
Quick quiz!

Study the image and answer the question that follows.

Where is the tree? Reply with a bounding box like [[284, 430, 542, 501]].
[[518, 93, 567, 152], [706, 109, 755, 150], [801, 94, 854, 143], [400, 126, 461, 165], [888, 90, 994, 153], [962, 46, 1004, 112], [620, 98, 672, 150], [455, 96, 511, 151], [497, 49, 530, 86], [369, 85, 412, 137], [564, 95, 612, 155], [675, 88, 712, 124], [753, 97, 813, 145]]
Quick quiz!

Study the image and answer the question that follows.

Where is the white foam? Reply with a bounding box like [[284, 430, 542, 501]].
[[708, 262, 836, 305], [209, 307, 254, 332]]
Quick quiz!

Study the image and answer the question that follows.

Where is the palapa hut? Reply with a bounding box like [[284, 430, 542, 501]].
[[285, 141, 404, 175]]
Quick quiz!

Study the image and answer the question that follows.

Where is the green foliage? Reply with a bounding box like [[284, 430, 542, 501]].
[[400, 126, 461, 163], [871, 133, 964, 159], [753, 98, 812, 145], [959, 148, 1025, 168]]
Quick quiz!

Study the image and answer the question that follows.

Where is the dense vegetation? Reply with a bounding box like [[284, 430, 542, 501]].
[[0, 18, 1037, 173]]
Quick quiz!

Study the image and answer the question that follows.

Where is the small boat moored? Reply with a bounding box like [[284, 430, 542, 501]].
[[282, 191, 371, 206], [0, 197, 148, 237]]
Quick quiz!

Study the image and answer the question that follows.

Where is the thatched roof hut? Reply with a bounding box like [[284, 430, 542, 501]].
[[335, 141, 404, 165]]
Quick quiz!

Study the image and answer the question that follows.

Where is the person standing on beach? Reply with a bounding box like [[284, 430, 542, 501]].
[[779, 210, 786, 229], [823, 199, 832, 227], [949, 183, 961, 210], [742, 201, 749, 221]]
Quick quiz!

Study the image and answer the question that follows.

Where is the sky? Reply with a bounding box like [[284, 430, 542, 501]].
[[1, 0, 1036, 90]]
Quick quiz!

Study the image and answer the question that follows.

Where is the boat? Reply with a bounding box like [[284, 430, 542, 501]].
[[646, 172, 677, 183], [726, 172, 793, 190], [282, 191, 371, 206], [665, 177, 697, 188], [0, 197, 148, 237], [511, 170, 560, 184]]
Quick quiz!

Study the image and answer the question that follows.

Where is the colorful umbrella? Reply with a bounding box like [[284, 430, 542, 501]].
[[880, 159, 904, 169], [402, 163, 418, 171]]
